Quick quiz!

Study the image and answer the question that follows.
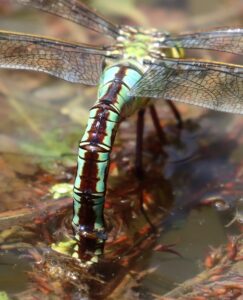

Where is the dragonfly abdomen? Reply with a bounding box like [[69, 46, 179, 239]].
[[72, 63, 143, 246]]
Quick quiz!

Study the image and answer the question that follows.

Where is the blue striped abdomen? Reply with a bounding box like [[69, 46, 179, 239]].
[[72, 63, 145, 256]]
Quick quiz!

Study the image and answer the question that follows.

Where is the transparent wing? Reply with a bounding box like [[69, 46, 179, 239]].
[[16, 0, 120, 38], [0, 31, 107, 85], [161, 28, 243, 55], [130, 59, 243, 114]]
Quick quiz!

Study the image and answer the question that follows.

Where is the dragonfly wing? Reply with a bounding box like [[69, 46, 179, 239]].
[[16, 0, 120, 38], [0, 31, 107, 85], [130, 59, 243, 114], [161, 28, 243, 55]]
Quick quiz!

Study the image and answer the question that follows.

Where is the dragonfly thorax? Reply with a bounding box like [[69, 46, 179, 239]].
[[109, 25, 183, 62]]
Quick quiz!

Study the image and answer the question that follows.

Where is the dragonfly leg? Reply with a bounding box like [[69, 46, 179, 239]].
[[136, 108, 157, 232], [149, 105, 167, 144], [135, 108, 145, 178], [166, 101, 183, 128]]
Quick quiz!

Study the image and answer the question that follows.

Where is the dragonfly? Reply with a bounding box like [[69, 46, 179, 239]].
[[0, 0, 242, 260]]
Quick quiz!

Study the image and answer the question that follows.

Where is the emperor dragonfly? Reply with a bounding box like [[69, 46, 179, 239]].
[[0, 0, 242, 260]]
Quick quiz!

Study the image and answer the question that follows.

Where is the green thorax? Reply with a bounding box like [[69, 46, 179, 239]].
[[108, 26, 184, 61], [121, 33, 155, 59]]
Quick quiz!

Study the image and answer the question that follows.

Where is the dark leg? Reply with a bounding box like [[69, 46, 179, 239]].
[[135, 108, 145, 178], [149, 105, 167, 144], [166, 101, 183, 128], [136, 109, 156, 232]]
